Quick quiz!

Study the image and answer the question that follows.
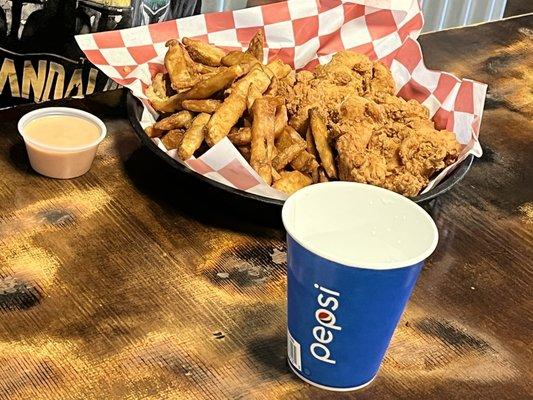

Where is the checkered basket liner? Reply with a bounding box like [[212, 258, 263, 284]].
[[76, 0, 487, 200]]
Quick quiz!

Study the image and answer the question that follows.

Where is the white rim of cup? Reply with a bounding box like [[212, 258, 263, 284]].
[[18, 107, 107, 153], [281, 182, 439, 270]]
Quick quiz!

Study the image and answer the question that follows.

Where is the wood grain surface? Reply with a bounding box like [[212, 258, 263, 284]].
[[0, 14, 532, 400]]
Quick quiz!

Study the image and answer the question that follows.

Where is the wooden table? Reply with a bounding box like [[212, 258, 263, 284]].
[[1, 14, 532, 400]]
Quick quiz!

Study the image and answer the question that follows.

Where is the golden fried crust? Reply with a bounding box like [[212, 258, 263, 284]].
[[183, 37, 226, 67], [368, 61, 396, 96], [272, 171, 312, 195]]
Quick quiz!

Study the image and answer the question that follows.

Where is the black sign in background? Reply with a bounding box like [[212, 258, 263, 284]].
[[0, 0, 200, 108]]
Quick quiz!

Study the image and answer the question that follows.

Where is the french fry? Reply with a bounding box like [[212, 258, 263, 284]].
[[181, 99, 221, 113], [272, 126, 306, 170], [180, 64, 249, 101], [306, 125, 318, 157], [266, 59, 292, 80], [274, 104, 288, 138], [183, 37, 226, 67], [161, 129, 185, 150], [205, 83, 251, 146], [152, 73, 167, 97], [272, 171, 313, 195], [245, 30, 264, 62], [154, 110, 194, 131], [221, 51, 260, 67], [178, 113, 211, 160], [232, 66, 271, 97], [228, 126, 252, 146], [250, 98, 277, 185], [145, 125, 164, 138], [291, 150, 319, 174], [265, 75, 278, 96], [309, 108, 337, 179], [246, 85, 264, 112], [289, 112, 309, 135], [165, 40, 196, 90], [146, 83, 183, 113]]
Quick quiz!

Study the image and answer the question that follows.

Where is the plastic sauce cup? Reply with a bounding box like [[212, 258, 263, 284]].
[[18, 107, 107, 179], [282, 182, 439, 391]]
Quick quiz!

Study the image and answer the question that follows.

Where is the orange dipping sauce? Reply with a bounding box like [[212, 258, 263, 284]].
[[19, 108, 106, 179], [24, 115, 101, 149]]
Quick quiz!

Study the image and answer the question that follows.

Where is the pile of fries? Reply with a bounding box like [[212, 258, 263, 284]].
[[145, 30, 327, 195], [145, 30, 460, 196]]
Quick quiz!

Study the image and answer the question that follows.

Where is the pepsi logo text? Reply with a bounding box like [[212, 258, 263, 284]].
[[310, 284, 341, 365]]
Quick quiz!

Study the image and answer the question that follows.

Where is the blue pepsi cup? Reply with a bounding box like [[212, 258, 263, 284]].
[[282, 182, 438, 391]]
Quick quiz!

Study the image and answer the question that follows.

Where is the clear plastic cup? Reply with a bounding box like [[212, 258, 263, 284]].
[[18, 107, 107, 179]]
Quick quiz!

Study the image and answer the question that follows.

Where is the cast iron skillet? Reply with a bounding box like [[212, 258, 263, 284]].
[[127, 92, 473, 206]]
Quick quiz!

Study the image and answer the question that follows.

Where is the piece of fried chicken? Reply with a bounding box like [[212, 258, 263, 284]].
[[279, 50, 462, 196]]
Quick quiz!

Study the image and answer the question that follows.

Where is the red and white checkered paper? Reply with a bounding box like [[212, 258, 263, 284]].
[[76, 0, 486, 200]]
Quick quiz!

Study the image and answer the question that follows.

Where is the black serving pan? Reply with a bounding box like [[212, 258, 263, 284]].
[[127, 91, 473, 207]]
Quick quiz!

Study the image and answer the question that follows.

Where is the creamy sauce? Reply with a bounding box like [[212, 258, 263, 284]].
[[24, 115, 101, 148]]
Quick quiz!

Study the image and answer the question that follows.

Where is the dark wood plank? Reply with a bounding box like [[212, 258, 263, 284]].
[[0, 14, 532, 400], [504, 0, 533, 17]]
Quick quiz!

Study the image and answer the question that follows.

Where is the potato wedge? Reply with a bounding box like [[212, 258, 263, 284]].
[[265, 75, 278, 96], [289, 112, 309, 135], [181, 99, 221, 113], [154, 110, 194, 131], [205, 83, 251, 146], [228, 126, 252, 146], [273, 171, 312, 195], [165, 40, 197, 90], [145, 125, 164, 138], [250, 98, 277, 185], [221, 51, 260, 67], [272, 126, 306, 170], [266, 59, 292, 79], [161, 129, 185, 150], [245, 30, 264, 62], [232, 66, 271, 97], [291, 150, 319, 174], [305, 124, 318, 157], [181, 64, 249, 101], [274, 104, 288, 138], [178, 113, 211, 160], [309, 108, 337, 179], [183, 37, 226, 67]]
